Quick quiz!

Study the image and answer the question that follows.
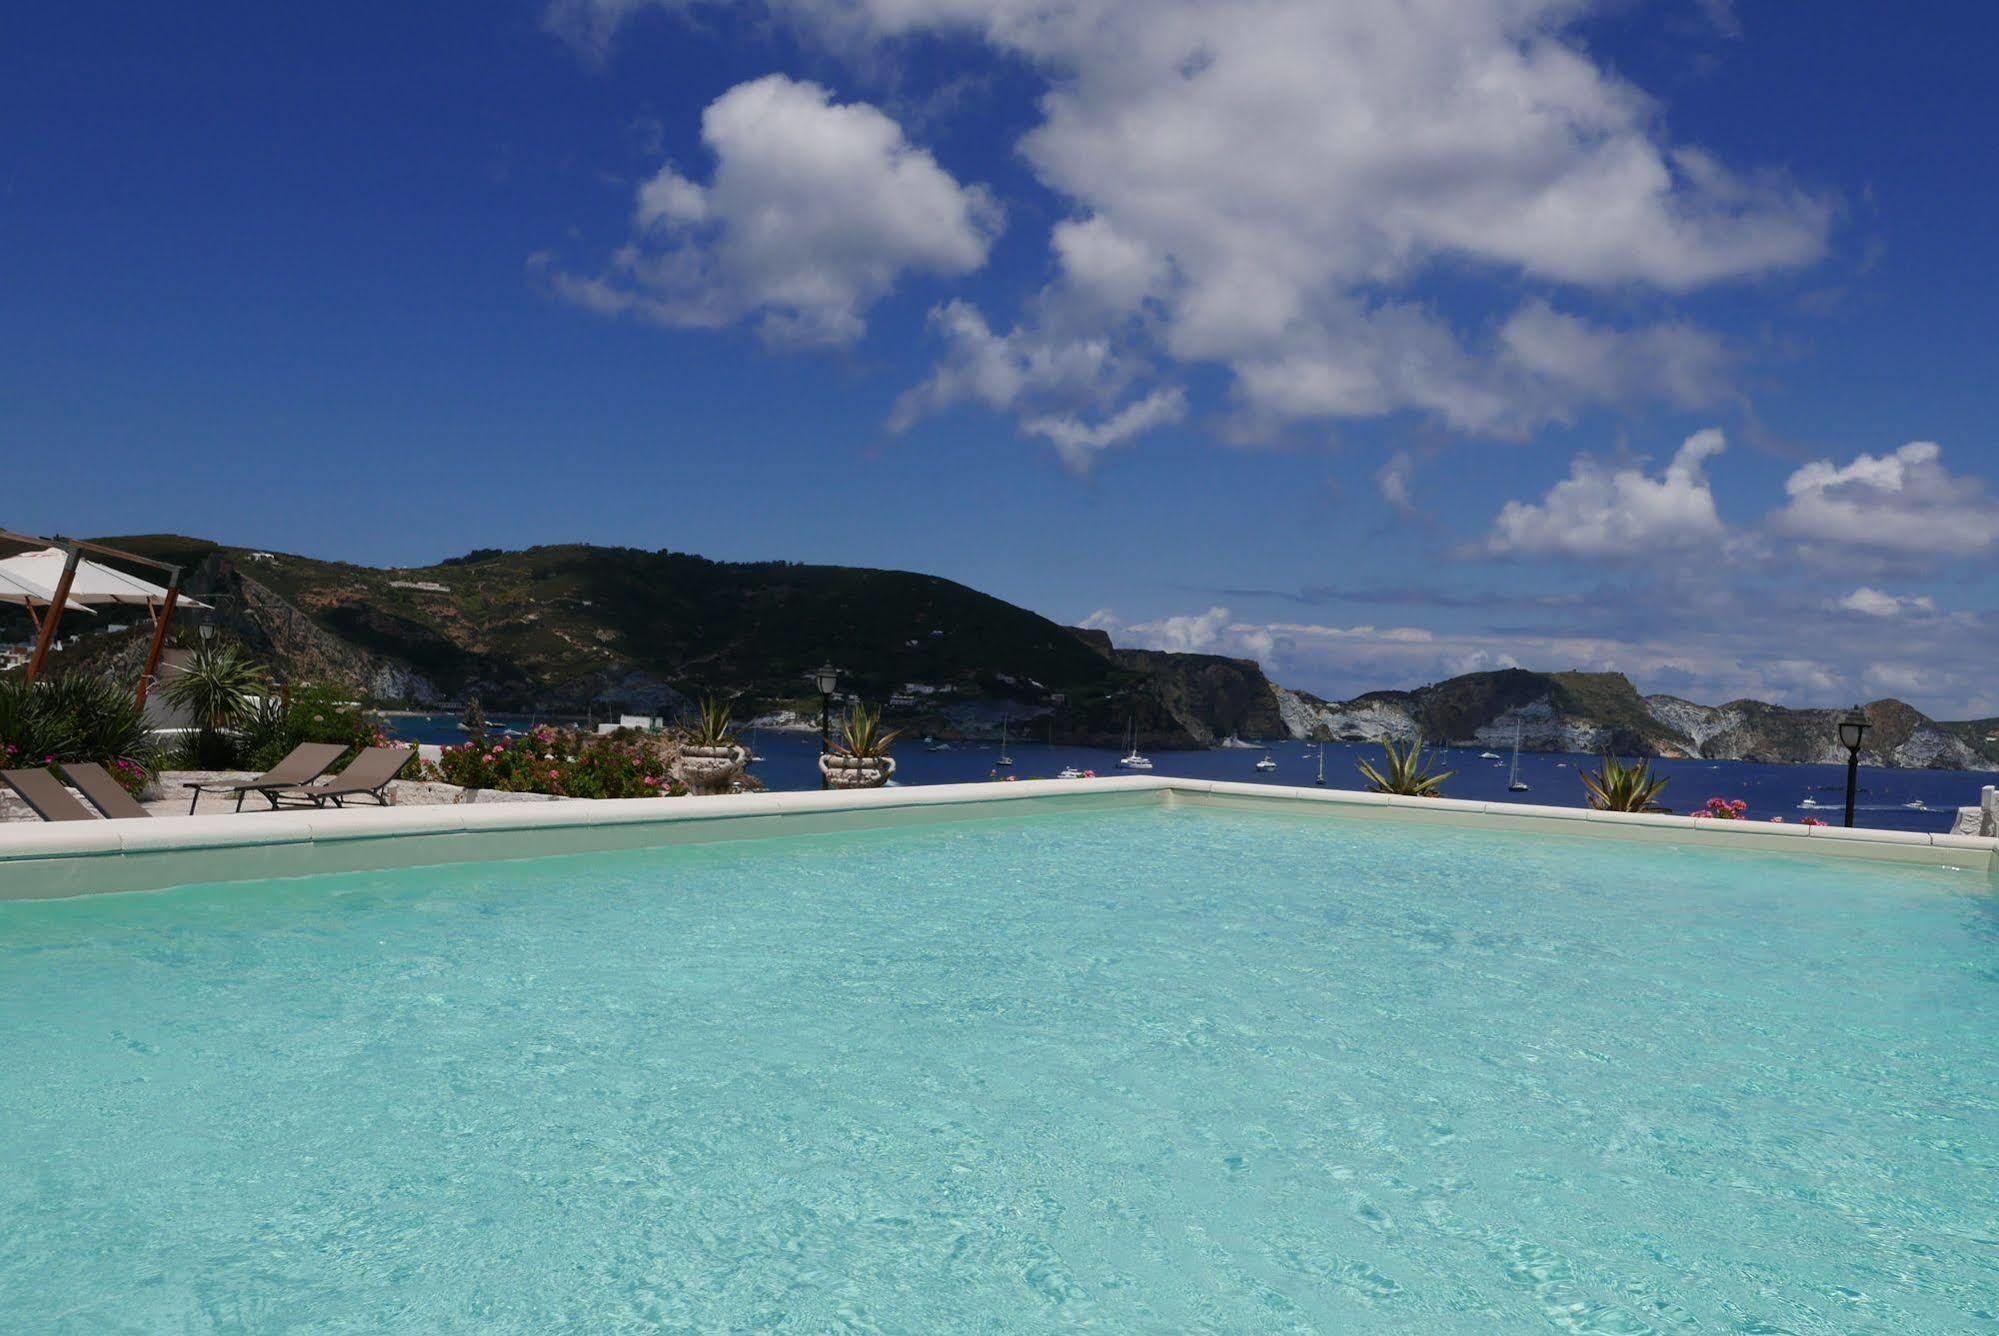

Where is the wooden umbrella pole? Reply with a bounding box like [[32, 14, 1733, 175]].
[[23, 544, 82, 686], [135, 575, 182, 708]]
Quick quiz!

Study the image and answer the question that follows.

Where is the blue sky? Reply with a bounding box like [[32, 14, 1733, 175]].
[[4, 1, 1997, 714]]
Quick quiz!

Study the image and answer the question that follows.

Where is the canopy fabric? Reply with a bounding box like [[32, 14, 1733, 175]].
[[0, 563, 95, 613], [0, 547, 207, 609]]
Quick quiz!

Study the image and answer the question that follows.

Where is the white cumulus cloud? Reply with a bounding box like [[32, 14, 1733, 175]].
[[552, 0, 1830, 454], [547, 74, 1001, 347], [1831, 587, 1937, 618], [1486, 428, 1728, 558], [1773, 441, 1999, 560], [1024, 387, 1187, 472]]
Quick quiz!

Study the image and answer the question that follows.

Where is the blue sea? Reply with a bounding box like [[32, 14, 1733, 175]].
[[386, 714, 1997, 835]]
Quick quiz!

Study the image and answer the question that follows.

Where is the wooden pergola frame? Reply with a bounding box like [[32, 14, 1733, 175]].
[[1, 529, 188, 706]]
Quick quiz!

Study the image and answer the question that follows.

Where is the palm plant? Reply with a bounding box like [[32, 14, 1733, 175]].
[[686, 696, 736, 748], [1581, 754, 1670, 812], [834, 702, 900, 759], [163, 639, 267, 765], [1356, 736, 1453, 797]]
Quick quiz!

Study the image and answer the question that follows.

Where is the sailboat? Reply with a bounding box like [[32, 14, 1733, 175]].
[[1507, 720, 1530, 792], [1315, 740, 1327, 786], [748, 723, 765, 763], [995, 715, 1014, 768], [1117, 719, 1153, 770]]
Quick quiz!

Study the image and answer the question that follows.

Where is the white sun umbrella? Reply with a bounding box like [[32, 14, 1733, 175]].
[[0, 562, 95, 615], [0, 547, 207, 610]]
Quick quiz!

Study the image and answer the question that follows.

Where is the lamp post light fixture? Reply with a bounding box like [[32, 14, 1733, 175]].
[[198, 621, 216, 643], [814, 662, 839, 789], [1837, 704, 1872, 828]]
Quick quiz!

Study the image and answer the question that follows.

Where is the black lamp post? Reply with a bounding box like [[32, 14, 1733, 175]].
[[1838, 704, 1872, 828], [814, 662, 839, 789]]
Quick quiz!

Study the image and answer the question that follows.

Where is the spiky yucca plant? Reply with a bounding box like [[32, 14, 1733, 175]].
[[163, 640, 266, 733], [834, 702, 900, 759], [686, 696, 737, 748], [1581, 754, 1670, 812], [163, 639, 267, 766], [1356, 736, 1453, 797]]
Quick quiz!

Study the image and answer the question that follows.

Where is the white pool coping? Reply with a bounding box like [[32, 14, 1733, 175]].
[[1, 777, 1993, 901]]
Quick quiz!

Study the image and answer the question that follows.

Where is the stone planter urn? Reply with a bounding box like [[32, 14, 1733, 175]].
[[677, 743, 750, 795], [819, 753, 896, 789]]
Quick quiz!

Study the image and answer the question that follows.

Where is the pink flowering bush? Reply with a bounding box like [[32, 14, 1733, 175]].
[[1689, 797, 1749, 820], [92, 756, 152, 798], [429, 725, 685, 799]]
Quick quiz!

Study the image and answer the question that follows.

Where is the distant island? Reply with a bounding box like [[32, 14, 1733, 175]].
[[19, 535, 1997, 771]]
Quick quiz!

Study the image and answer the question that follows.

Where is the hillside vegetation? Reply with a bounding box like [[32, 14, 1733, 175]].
[[19, 538, 1993, 769]]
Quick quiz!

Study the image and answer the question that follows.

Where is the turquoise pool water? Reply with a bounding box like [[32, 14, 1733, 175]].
[[2, 807, 1995, 1331]]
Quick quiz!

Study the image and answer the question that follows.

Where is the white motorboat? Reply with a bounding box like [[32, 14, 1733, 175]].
[[1057, 766, 1085, 780], [1254, 753, 1278, 772], [1479, 751, 1501, 760]]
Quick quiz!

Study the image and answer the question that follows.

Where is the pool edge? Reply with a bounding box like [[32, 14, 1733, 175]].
[[2, 777, 1994, 900]]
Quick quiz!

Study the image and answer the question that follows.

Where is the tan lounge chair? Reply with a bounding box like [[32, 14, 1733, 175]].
[[183, 742, 348, 814], [63, 763, 152, 820], [2, 768, 98, 822], [274, 745, 417, 809]]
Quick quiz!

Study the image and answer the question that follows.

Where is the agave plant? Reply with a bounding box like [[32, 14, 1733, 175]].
[[834, 702, 900, 759], [1581, 754, 1670, 812], [686, 696, 736, 749], [1355, 736, 1453, 797]]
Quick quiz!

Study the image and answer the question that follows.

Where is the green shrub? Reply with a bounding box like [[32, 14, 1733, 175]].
[[0, 678, 75, 769], [0, 673, 157, 781], [239, 683, 390, 773]]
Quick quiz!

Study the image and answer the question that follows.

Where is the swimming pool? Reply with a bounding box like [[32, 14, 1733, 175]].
[[3, 804, 1994, 1330]]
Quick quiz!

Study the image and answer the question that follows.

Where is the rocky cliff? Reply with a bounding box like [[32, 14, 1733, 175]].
[[1282, 668, 1998, 769]]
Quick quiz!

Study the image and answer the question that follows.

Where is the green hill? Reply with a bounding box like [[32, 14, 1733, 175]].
[[80, 536, 1220, 744]]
